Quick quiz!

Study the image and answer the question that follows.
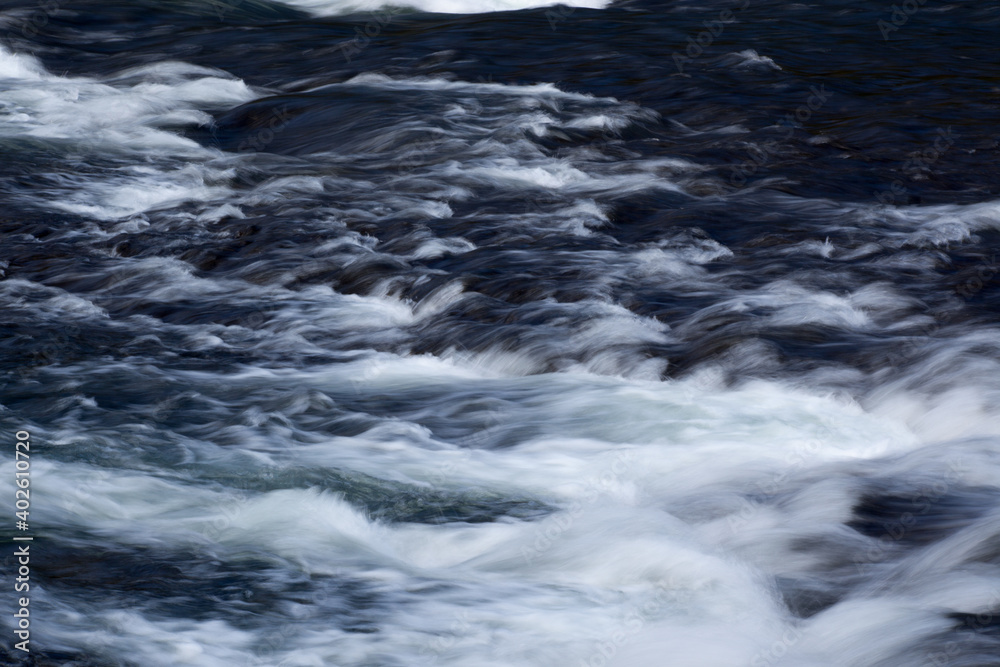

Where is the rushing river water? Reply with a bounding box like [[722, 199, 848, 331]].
[[1, 0, 999, 665]]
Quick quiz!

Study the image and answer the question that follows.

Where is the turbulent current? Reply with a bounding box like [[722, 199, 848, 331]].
[[0, 0, 999, 665]]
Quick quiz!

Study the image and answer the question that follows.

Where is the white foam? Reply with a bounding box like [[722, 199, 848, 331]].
[[6, 365, 932, 666], [0, 44, 47, 80], [729, 49, 783, 71], [6, 27, 999, 667], [338, 73, 605, 100], [0, 48, 257, 221], [279, 0, 607, 16]]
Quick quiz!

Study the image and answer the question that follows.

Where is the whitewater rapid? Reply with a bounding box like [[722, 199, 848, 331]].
[[2, 2, 1000, 664]]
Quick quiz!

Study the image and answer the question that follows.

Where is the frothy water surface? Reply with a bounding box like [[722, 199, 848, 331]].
[[2, 1, 1000, 665]]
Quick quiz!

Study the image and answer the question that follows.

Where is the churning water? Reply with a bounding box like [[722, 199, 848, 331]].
[[1, 0, 999, 665]]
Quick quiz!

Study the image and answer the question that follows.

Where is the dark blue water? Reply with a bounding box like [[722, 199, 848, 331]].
[[2, 0, 1000, 665]]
